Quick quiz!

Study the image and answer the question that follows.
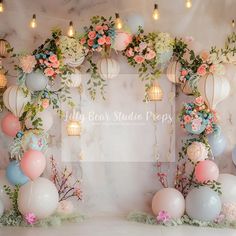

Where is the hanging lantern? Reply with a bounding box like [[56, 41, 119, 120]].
[[66, 120, 81, 136], [0, 39, 10, 58], [147, 82, 163, 101], [181, 80, 193, 96], [198, 73, 230, 109], [98, 57, 120, 79], [166, 60, 181, 83], [0, 72, 7, 88]]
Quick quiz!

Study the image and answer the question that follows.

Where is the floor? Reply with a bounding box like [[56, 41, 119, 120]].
[[0, 216, 236, 236]]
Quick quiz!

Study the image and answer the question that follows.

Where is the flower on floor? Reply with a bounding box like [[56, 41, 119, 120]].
[[25, 213, 37, 225], [156, 210, 171, 223]]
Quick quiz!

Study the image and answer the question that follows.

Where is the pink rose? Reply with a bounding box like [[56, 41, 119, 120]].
[[88, 31, 97, 40], [87, 39, 94, 47], [52, 60, 60, 68], [134, 55, 145, 64], [42, 99, 49, 109], [95, 25, 103, 32], [49, 54, 58, 63], [139, 42, 147, 51], [200, 50, 209, 62], [19, 55, 37, 74], [184, 115, 191, 124], [103, 25, 108, 31], [98, 37, 106, 45], [195, 96, 204, 106], [145, 49, 156, 60], [44, 67, 55, 77], [105, 36, 111, 45], [80, 38, 86, 45], [197, 64, 207, 76], [181, 70, 188, 76], [25, 213, 37, 225], [134, 47, 140, 52], [125, 48, 134, 58]]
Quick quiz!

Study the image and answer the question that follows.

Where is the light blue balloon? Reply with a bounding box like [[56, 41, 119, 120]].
[[208, 130, 227, 157], [126, 13, 145, 34], [186, 186, 222, 221], [185, 123, 206, 135], [232, 145, 236, 166], [6, 161, 29, 186]]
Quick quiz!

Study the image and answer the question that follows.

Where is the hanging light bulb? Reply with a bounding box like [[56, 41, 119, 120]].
[[152, 4, 160, 20], [67, 21, 75, 37], [30, 14, 37, 28], [147, 82, 163, 101], [232, 19, 235, 29], [0, 0, 4, 13], [185, 0, 192, 8], [115, 13, 123, 30]]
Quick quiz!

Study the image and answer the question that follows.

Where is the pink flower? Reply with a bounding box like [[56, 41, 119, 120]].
[[25, 213, 37, 225], [134, 47, 140, 52], [156, 211, 171, 223], [98, 37, 106, 45], [44, 67, 55, 77], [194, 96, 204, 106], [42, 99, 49, 109], [191, 118, 203, 131], [125, 48, 134, 58], [80, 38, 86, 45], [52, 60, 60, 68], [88, 31, 97, 40], [197, 64, 207, 76], [19, 55, 37, 74], [49, 54, 58, 63], [105, 36, 111, 45], [87, 39, 94, 47], [96, 47, 102, 52], [139, 42, 147, 51], [200, 50, 209, 62], [134, 55, 145, 64], [184, 115, 191, 124], [103, 25, 108, 31], [181, 70, 188, 77], [145, 49, 156, 60], [95, 25, 103, 32]]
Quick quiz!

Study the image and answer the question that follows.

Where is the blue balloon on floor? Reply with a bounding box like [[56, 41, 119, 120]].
[[208, 130, 227, 157], [6, 161, 29, 186], [232, 145, 236, 166]]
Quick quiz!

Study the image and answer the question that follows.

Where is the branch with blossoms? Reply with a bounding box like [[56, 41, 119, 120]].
[[50, 156, 82, 202], [156, 162, 169, 188]]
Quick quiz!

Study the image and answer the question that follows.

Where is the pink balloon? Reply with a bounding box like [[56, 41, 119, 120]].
[[20, 149, 46, 180], [1, 113, 21, 137], [195, 160, 219, 183]]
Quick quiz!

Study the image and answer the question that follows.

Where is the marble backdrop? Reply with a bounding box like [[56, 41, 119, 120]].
[[0, 0, 236, 216]]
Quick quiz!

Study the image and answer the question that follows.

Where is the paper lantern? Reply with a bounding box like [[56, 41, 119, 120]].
[[114, 30, 132, 51], [66, 120, 81, 136], [181, 81, 193, 95], [25, 72, 48, 92], [0, 73, 7, 88], [198, 73, 230, 109], [147, 82, 163, 101], [67, 69, 82, 88], [98, 57, 120, 79], [187, 141, 208, 163], [64, 56, 85, 68], [166, 61, 181, 83], [0, 39, 10, 58], [3, 85, 30, 117]]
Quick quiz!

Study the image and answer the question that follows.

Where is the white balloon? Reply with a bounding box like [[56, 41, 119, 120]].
[[3, 85, 30, 117], [18, 177, 59, 219], [126, 13, 144, 34], [198, 74, 230, 109], [166, 61, 181, 83], [98, 57, 120, 79], [25, 110, 53, 132], [218, 174, 236, 204], [0, 170, 13, 211], [0, 198, 4, 217], [187, 142, 208, 163], [25, 72, 48, 92]]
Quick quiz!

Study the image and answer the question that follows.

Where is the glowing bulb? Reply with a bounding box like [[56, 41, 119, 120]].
[[67, 21, 75, 37], [0, 0, 4, 13], [153, 4, 160, 20], [232, 20, 235, 28], [186, 0, 192, 8], [115, 13, 123, 30], [30, 14, 37, 28]]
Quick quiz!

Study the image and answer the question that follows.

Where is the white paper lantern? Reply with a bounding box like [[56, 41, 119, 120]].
[[98, 57, 120, 79], [0, 39, 10, 58], [166, 61, 181, 83], [67, 69, 82, 88], [25, 110, 53, 132], [25, 72, 48, 92], [3, 85, 30, 117], [147, 83, 163, 101], [187, 142, 208, 163], [66, 120, 81, 136], [65, 56, 85, 68], [198, 73, 230, 109]]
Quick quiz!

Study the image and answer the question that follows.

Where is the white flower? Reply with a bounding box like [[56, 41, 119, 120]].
[[155, 32, 174, 54]]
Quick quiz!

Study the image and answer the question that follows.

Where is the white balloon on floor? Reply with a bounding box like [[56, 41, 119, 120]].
[[18, 177, 59, 219], [3, 85, 30, 117], [198, 74, 230, 109]]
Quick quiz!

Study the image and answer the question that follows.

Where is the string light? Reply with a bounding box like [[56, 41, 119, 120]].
[[185, 0, 192, 8], [232, 19, 235, 29], [153, 3, 160, 20], [67, 21, 75, 37], [30, 14, 37, 28], [115, 13, 123, 30], [0, 0, 4, 13]]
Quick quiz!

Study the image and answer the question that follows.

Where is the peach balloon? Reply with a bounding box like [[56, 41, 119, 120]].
[[114, 30, 132, 51], [1, 113, 21, 137], [20, 149, 46, 180], [152, 188, 185, 219], [195, 160, 219, 183]]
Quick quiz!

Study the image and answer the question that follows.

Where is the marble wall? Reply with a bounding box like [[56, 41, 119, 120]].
[[0, 0, 236, 216]]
